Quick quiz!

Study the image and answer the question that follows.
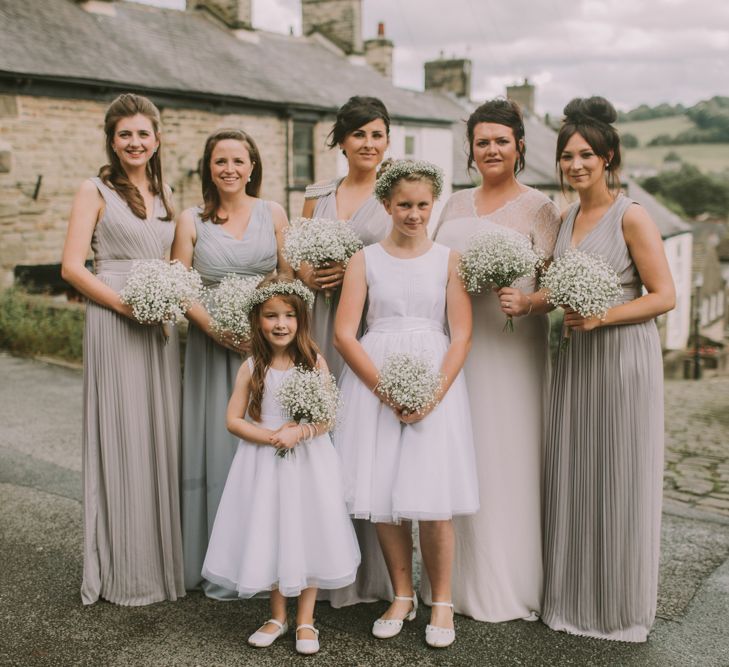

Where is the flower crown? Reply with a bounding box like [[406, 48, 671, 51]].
[[244, 279, 315, 318], [374, 159, 444, 203]]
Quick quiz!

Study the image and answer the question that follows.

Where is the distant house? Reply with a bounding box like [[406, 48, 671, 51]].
[[0, 0, 463, 287], [691, 225, 727, 345]]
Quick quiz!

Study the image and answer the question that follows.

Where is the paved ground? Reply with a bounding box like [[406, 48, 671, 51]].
[[1, 352, 728, 666]]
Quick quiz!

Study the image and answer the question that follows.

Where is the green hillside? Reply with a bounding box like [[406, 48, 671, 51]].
[[616, 116, 694, 146]]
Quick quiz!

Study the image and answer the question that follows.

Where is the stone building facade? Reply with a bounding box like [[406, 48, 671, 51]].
[[0, 0, 462, 288]]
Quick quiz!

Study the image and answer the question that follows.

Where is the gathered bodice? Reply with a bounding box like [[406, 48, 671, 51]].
[[554, 194, 642, 303], [192, 201, 277, 287], [90, 177, 173, 274], [363, 242, 450, 332], [306, 178, 391, 246]]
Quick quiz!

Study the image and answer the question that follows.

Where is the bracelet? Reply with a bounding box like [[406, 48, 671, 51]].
[[525, 295, 533, 316], [306, 423, 316, 439], [298, 424, 307, 442]]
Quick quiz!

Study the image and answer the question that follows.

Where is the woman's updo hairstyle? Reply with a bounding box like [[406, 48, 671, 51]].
[[327, 96, 391, 150], [556, 96, 622, 191], [466, 98, 526, 176]]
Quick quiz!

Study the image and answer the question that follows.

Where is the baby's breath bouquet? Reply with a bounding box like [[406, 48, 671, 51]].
[[458, 230, 543, 332], [541, 249, 622, 348], [376, 353, 442, 416], [120, 259, 202, 324], [206, 274, 261, 346], [275, 366, 340, 458], [282, 217, 364, 304]]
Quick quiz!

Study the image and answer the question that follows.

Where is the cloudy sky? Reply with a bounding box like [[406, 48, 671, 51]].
[[142, 0, 728, 115]]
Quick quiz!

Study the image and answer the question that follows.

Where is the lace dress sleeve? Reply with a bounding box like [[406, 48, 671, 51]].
[[432, 189, 474, 240], [531, 200, 561, 260]]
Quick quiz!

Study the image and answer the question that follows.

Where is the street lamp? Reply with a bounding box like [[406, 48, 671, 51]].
[[693, 273, 704, 380]]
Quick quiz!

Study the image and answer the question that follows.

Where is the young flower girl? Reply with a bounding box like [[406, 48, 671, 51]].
[[202, 277, 360, 656], [333, 160, 479, 648]]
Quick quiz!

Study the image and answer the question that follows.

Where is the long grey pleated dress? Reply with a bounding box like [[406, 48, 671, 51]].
[[306, 178, 393, 608], [305, 178, 391, 380], [181, 201, 277, 598], [542, 194, 664, 642], [81, 177, 184, 606]]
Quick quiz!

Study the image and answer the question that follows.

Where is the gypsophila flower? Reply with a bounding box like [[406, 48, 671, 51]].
[[376, 353, 442, 415], [206, 274, 262, 345], [374, 160, 444, 202], [541, 249, 622, 318], [283, 217, 364, 270], [243, 280, 314, 321], [275, 366, 340, 458], [458, 230, 543, 331], [541, 249, 622, 348], [120, 259, 202, 324]]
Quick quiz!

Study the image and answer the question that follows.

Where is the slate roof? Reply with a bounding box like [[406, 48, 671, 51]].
[[0, 0, 462, 124], [625, 179, 692, 239]]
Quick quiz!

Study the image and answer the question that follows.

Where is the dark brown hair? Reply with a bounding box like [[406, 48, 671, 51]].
[[466, 98, 526, 176], [326, 96, 391, 149], [556, 96, 622, 191], [99, 93, 174, 221], [247, 277, 319, 423], [200, 128, 263, 224]]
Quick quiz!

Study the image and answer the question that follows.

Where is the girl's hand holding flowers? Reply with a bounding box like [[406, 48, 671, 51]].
[[269, 422, 304, 453]]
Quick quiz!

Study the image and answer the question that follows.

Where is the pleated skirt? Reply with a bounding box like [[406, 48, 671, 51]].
[[542, 321, 664, 642], [81, 286, 185, 606]]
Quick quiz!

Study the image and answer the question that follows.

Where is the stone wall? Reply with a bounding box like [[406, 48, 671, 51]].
[[0, 93, 338, 286]]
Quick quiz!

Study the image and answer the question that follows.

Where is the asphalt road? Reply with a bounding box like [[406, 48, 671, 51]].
[[1, 353, 728, 666]]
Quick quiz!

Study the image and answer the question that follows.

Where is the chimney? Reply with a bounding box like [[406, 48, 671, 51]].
[[507, 79, 535, 115], [302, 0, 363, 55], [424, 55, 472, 99], [187, 0, 252, 30], [364, 22, 393, 80]]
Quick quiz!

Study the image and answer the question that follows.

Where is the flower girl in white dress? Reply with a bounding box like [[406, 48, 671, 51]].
[[334, 160, 479, 648], [202, 277, 360, 656]]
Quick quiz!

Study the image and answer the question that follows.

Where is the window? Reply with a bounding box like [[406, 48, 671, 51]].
[[293, 121, 315, 184], [405, 134, 416, 156]]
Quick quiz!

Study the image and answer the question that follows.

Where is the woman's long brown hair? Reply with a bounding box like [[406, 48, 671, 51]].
[[99, 93, 174, 221], [247, 277, 319, 423]]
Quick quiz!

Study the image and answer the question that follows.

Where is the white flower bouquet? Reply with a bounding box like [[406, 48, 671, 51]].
[[540, 249, 622, 347], [206, 274, 261, 346], [120, 259, 202, 324], [458, 230, 543, 332], [376, 353, 442, 416], [282, 217, 364, 304], [275, 366, 340, 457]]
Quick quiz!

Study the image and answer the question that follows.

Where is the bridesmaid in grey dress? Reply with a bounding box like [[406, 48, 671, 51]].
[[171, 129, 290, 599], [301, 96, 391, 379], [301, 97, 392, 608], [61, 94, 185, 605], [543, 97, 675, 642]]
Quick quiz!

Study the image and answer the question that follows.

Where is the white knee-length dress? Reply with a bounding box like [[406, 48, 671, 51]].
[[202, 360, 361, 598], [335, 242, 479, 523]]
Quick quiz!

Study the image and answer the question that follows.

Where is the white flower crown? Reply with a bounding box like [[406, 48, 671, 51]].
[[243, 279, 315, 318], [374, 159, 444, 202]]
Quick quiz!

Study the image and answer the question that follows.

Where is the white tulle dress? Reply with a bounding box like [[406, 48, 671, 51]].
[[335, 242, 479, 523], [202, 359, 361, 598]]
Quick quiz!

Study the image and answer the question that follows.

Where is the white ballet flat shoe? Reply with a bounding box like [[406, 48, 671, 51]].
[[295, 624, 320, 655], [425, 601, 455, 648], [372, 594, 418, 639], [247, 618, 288, 647]]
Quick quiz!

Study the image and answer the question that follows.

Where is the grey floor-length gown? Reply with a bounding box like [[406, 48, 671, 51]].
[[181, 202, 277, 598], [305, 178, 393, 608], [81, 177, 185, 606], [431, 187, 560, 621], [542, 195, 664, 642]]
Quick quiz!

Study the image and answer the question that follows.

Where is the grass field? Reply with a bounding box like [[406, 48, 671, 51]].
[[615, 114, 729, 175], [623, 144, 729, 175], [616, 115, 695, 146]]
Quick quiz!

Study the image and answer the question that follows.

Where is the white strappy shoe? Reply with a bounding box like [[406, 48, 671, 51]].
[[372, 593, 418, 639], [295, 623, 320, 655], [247, 618, 288, 647], [425, 602, 455, 648]]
